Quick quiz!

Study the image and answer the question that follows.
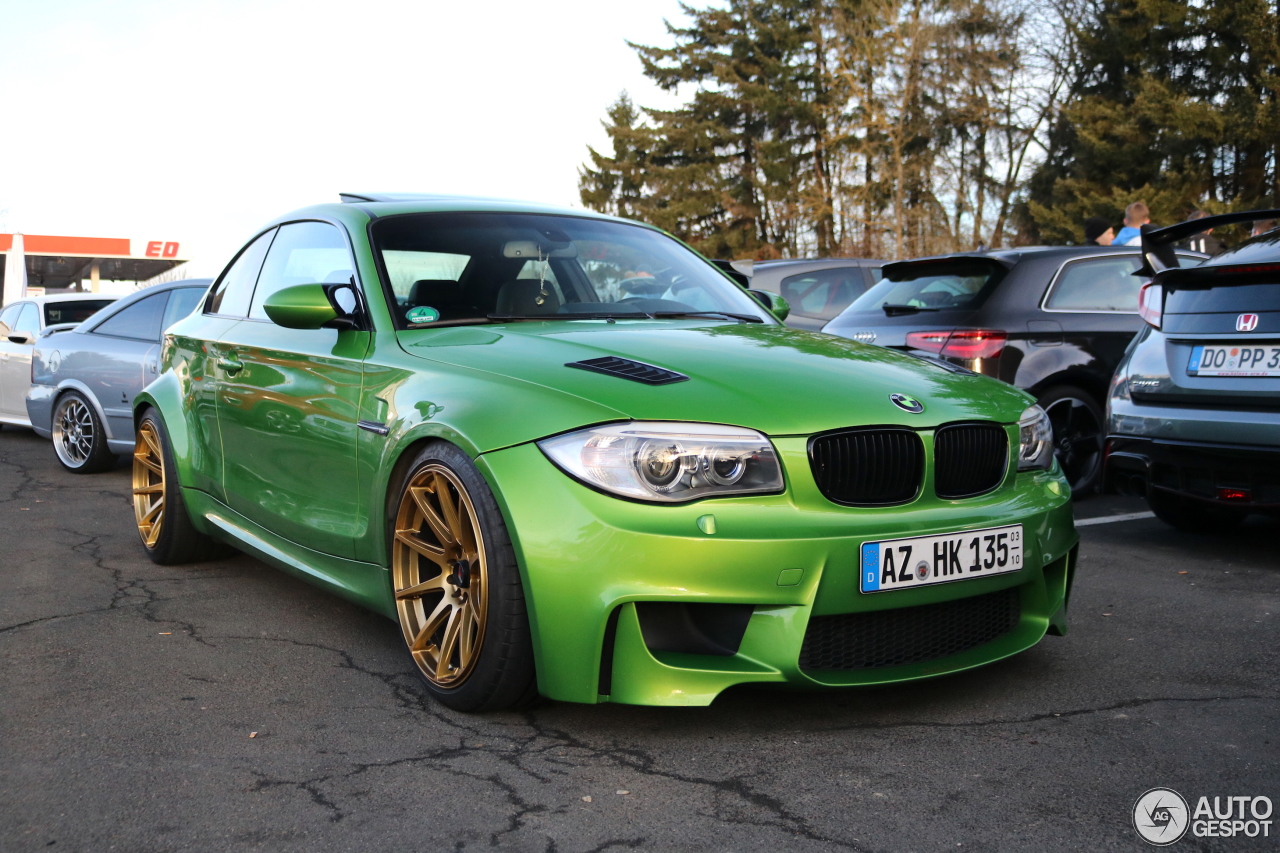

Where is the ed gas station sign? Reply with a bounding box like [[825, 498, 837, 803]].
[[1, 233, 190, 305]]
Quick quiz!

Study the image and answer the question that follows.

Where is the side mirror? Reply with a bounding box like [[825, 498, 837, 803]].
[[263, 284, 359, 330], [747, 289, 790, 322], [7, 331, 34, 345]]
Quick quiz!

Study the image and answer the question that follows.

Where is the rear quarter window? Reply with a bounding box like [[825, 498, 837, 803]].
[[1044, 257, 1143, 312]]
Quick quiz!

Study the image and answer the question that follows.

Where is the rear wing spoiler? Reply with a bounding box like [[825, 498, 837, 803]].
[[881, 254, 1015, 281], [1138, 208, 1280, 276]]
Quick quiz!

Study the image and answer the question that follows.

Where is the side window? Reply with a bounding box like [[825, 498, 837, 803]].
[[207, 229, 275, 317], [1045, 257, 1144, 312], [780, 267, 867, 320], [92, 292, 168, 341], [0, 303, 21, 335], [15, 303, 40, 335], [161, 287, 208, 332], [250, 221, 354, 321]]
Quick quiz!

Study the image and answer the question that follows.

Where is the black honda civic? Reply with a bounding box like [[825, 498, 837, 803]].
[[822, 245, 1204, 494]]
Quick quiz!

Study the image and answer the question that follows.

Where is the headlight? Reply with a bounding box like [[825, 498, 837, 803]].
[[1017, 405, 1054, 471], [538, 422, 784, 503]]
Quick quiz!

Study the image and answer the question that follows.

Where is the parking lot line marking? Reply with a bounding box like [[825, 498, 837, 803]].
[[1075, 511, 1156, 527]]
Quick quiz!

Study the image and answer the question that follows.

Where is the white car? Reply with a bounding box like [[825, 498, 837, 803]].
[[0, 294, 120, 427]]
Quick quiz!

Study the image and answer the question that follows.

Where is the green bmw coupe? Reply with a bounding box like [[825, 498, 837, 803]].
[[131, 193, 1077, 711]]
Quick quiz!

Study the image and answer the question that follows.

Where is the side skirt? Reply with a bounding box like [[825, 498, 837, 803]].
[[184, 488, 396, 620]]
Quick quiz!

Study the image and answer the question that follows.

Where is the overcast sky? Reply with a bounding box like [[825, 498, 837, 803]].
[[1, 0, 688, 277]]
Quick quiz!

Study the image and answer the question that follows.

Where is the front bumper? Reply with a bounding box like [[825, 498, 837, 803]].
[[1106, 434, 1280, 509], [478, 439, 1078, 706]]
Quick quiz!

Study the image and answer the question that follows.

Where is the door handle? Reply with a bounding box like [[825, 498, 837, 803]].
[[217, 356, 244, 375]]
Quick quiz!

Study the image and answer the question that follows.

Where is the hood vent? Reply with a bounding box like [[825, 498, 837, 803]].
[[566, 356, 688, 385]]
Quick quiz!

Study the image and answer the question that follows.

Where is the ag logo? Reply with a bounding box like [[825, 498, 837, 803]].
[[1133, 787, 1189, 846], [890, 393, 924, 414], [1236, 313, 1259, 332]]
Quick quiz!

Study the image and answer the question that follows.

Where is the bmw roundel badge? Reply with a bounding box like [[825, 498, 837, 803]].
[[890, 393, 925, 413]]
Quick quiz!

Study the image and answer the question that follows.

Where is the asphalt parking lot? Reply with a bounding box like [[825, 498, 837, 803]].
[[2, 425, 1277, 853]]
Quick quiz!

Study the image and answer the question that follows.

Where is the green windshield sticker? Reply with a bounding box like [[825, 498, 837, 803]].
[[406, 306, 440, 324]]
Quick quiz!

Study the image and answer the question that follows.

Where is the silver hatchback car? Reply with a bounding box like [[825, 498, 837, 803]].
[[1106, 210, 1280, 531]]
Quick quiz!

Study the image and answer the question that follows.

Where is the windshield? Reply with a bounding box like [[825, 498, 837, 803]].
[[371, 212, 770, 327], [846, 262, 1005, 313]]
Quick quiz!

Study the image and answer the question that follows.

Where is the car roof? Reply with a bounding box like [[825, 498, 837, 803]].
[[905, 245, 1142, 264], [1198, 231, 1280, 267], [754, 257, 883, 267], [335, 193, 625, 221]]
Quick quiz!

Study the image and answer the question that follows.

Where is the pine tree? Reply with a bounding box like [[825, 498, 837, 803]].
[[1024, 0, 1280, 244], [579, 93, 651, 220]]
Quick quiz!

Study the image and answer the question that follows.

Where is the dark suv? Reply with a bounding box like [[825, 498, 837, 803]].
[[1107, 210, 1280, 531], [822, 246, 1204, 494]]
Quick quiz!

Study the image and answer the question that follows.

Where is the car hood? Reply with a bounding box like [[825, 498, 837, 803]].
[[396, 320, 1032, 437]]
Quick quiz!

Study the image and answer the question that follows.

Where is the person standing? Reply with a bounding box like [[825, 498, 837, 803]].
[[1114, 202, 1150, 246], [1084, 217, 1115, 246], [1183, 210, 1226, 256], [1251, 219, 1276, 237]]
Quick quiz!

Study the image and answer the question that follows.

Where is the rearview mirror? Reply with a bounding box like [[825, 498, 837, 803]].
[[502, 240, 578, 259], [747, 290, 790, 322], [7, 331, 34, 345], [263, 284, 359, 330]]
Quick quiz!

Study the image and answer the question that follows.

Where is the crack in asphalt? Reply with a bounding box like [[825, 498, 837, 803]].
[[7, 433, 1277, 852], [196, 632, 1280, 853], [812, 692, 1279, 733], [0, 449, 40, 504]]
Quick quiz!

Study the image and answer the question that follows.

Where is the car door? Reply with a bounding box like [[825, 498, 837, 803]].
[[76, 291, 170, 441], [0, 303, 23, 417], [0, 303, 40, 421], [214, 220, 369, 559], [1038, 254, 1147, 381]]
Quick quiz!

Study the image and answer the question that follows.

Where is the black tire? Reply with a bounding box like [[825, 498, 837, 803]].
[[1147, 488, 1248, 533], [133, 408, 223, 564], [51, 390, 117, 474], [1037, 385, 1105, 497], [389, 442, 537, 712]]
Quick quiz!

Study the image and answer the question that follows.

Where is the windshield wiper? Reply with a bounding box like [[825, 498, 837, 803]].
[[881, 303, 940, 316], [646, 311, 763, 323]]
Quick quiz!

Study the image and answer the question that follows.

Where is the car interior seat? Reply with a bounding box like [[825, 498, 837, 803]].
[[494, 279, 562, 316]]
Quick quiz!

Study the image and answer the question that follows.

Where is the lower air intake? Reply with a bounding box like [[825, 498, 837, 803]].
[[799, 587, 1021, 671]]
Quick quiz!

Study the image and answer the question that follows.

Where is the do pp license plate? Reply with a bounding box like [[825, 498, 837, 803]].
[[1188, 344, 1280, 377], [860, 524, 1023, 593]]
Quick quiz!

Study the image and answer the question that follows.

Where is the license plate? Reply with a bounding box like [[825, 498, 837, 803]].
[[1188, 344, 1280, 377], [860, 524, 1023, 593]]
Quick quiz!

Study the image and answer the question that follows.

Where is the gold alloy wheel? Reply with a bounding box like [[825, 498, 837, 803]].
[[132, 422, 166, 548], [392, 464, 489, 687]]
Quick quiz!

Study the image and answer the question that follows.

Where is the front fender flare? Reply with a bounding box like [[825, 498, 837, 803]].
[[133, 373, 196, 489]]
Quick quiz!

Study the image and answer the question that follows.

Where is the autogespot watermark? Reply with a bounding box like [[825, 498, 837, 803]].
[[1133, 787, 1274, 845]]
